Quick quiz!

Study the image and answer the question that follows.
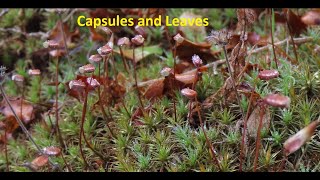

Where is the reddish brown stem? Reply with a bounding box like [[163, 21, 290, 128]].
[[4, 128, 9, 172], [97, 61, 115, 138], [119, 46, 130, 74], [79, 87, 90, 168], [20, 84, 25, 121], [60, 151, 72, 172], [81, 74, 108, 165], [253, 105, 266, 171], [278, 154, 287, 172], [54, 58, 69, 170], [239, 90, 255, 171], [195, 96, 221, 171], [270, 8, 279, 69], [284, 10, 299, 63], [163, 24, 177, 122], [38, 76, 42, 103], [132, 46, 144, 109]]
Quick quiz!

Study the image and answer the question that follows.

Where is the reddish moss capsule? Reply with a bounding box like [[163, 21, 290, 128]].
[[258, 70, 280, 80], [192, 54, 203, 67], [79, 64, 95, 74], [43, 146, 61, 156], [160, 67, 172, 77], [69, 80, 85, 91], [89, 54, 102, 64], [86, 77, 100, 89], [173, 33, 184, 44], [135, 25, 147, 37], [131, 35, 144, 46], [43, 40, 59, 49], [12, 74, 24, 83], [117, 37, 131, 47], [263, 94, 290, 108], [284, 120, 320, 155], [28, 69, 41, 76], [97, 44, 112, 56], [181, 88, 197, 100]]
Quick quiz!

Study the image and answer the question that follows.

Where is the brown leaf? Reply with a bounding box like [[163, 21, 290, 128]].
[[237, 9, 257, 26], [176, 38, 217, 63], [0, 97, 35, 125], [284, 120, 320, 155], [48, 21, 80, 57], [284, 9, 307, 36], [31, 155, 49, 168], [113, 45, 162, 63], [175, 71, 198, 85], [143, 79, 164, 100], [247, 106, 271, 138], [89, 26, 106, 42], [301, 9, 320, 25]]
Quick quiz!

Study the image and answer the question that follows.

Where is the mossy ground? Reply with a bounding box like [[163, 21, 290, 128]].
[[0, 8, 320, 172]]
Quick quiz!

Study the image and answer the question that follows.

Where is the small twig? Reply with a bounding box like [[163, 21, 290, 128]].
[[58, 13, 72, 62], [222, 45, 244, 116], [0, 27, 49, 39], [270, 8, 279, 69]]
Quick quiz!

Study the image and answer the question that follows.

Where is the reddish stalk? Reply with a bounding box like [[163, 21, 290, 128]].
[[222, 45, 244, 116], [60, 152, 72, 172], [54, 58, 66, 149], [38, 76, 42, 103], [54, 58, 70, 171], [239, 90, 255, 172], [4, 128, 9, 172], [253, 105, 266, 171], [195, 96, 221, 171], [81, 73, 109, 165], [119, 46, 130, 74], [164, 25, 177, 122], [132, 46, 144, 109], [110, 51, 117, 80], [20, 83, 25, 122], [284, 10, 299, 63], [97, 61, 115, 138], [278, 154, 287, 172], [270, 8, 279, 69], [79, 86, 90, 168], [58, 13, 71, 62]]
